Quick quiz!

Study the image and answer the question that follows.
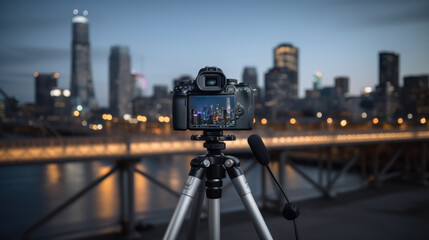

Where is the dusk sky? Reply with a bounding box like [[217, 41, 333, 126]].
[[1, 0, 428, 107]]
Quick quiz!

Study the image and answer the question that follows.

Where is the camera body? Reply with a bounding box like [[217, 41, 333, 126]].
[[172, 67, 254, 131]]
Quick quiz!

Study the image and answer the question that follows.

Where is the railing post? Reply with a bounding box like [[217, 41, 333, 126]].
[[127, 159, 136, 235], [422, 143, 427, 186], [372, 145, 380, 188], [117, 159, 140, 238], [318, 147, 324, 185], [119, 161, 126, 229], [261, 163, 267, 208], [326, 147, 332, 186], [278, 151, 287, 209]]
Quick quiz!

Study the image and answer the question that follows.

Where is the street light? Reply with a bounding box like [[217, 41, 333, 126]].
[[373, 117, 379, 124], [340, 120, 347, 127], [290, 118, 296, 125], [261, 118, 268, 125]]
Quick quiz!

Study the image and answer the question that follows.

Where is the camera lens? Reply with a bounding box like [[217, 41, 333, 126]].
[[205, 77, 218, 86]]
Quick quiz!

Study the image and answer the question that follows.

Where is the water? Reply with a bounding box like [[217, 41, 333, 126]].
[[0, 155, 363, 239]]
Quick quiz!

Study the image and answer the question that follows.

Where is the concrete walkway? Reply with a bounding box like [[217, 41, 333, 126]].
[[81, 181, 429, 240]]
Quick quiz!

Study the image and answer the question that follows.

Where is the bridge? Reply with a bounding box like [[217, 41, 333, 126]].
[[1, 129, 429, 165], [1, 128, 428, 239]]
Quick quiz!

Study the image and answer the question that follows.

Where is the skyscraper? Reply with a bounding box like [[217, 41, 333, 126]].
[[34, 72, 58, 115], [375, 52, 400, 121], [274, 43, 298, 72], [264, 43, 299, 119], [242, 66, 258, 89], [131, 70, 146, 99], [379, 52, 399, 88], [70, 11, 97, 114], [402, 75, 429, 116], [335, 76, 349, 95], [109, 46, 132, 117], [264, 67, 298, 119]]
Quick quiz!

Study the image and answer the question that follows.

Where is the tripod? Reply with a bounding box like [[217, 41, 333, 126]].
[[163, 130, 273, 240]]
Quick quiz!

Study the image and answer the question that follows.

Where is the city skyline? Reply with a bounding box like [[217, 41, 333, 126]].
[[1, 0, 428, 107]]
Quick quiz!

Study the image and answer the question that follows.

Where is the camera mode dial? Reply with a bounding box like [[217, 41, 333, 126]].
[[174, 85, 190, 94], [226, 86, 235, 94]]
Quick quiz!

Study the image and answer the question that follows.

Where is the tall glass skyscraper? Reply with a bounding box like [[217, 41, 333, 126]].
[[242, 66, 258, 89], [274, 43, 298, 71], [109, 46, 132, 117], [70, 12, 97, 114], [379, 52, 399, 88], [264, 43, 299, 119]]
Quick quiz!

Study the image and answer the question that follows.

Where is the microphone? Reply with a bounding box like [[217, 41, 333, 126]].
[[248, 134, 270, 166], [248, 134, 300, 240]]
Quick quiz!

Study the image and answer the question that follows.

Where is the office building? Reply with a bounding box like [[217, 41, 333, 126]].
[[34, 72, 58, 115], [131, 70, 146, 99], [50, 88, 72, 118], [402, 75, 429, 116], [242, 66, 258, 89], [70, 12, 97, 114], [379, 52, 399, 88], [335, 76, 349, 95], [264, 67, 298, 119], [153, 85, 169, 99], [109, 46, 132, 117], [374, 52, 400, 121], [274, 43, 298, 72], [133, 85, 171, 121], [264, 43, 299, 119]]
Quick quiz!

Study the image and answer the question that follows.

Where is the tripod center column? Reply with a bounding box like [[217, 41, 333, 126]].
[[205, 163, 225, 199]]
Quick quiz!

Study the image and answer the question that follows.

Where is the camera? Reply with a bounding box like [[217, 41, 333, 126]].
[[172, 66, 254, 130]]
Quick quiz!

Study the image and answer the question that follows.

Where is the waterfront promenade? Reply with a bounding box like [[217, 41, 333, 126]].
[[81, 180, 429, 240]]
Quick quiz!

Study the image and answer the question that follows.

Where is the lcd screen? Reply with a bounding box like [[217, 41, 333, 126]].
[[189, 95, 235, 128]]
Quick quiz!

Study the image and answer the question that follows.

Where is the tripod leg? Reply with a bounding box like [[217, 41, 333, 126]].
[[227, 166, 273, 240], [187, 182, 205, 240], [163, 168, 204, 240], [208, 198, 221, 240]]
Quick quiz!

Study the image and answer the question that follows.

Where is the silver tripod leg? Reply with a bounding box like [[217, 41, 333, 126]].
[[231, 175, 273, 240], [208, 198, 221, 240], [163, 175, 202, 240], [187, 183, 205, 240]]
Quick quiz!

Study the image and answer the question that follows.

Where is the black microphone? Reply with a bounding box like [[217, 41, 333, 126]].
[[248, 134, 270, 166], [248, 134, 300, 240]]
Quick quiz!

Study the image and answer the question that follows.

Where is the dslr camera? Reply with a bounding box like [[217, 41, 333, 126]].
[[172, 67, 254, 130]]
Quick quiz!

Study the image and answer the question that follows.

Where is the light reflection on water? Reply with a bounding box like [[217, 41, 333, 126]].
[[135, 165, 150, 213], [0, 154, 362, 239], [95, 165, 116, 219]]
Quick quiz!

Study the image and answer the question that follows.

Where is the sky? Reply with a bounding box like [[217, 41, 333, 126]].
[[0, 0, 428, 107]]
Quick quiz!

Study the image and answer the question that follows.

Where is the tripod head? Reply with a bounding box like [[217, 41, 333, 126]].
[[191, 130, 235, 152]]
